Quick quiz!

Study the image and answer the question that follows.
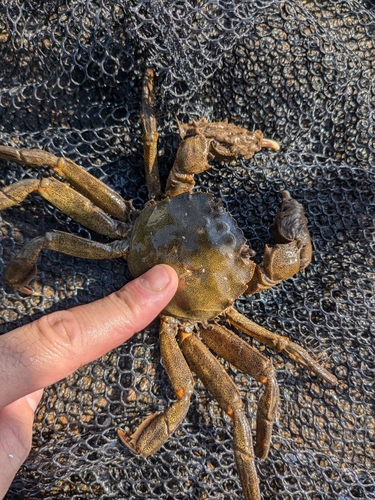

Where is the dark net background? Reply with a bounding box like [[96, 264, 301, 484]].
[[0, 1, 374, 499]]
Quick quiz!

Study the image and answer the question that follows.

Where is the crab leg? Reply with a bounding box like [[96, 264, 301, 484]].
[[141, 68, 161, 199], [179, 329, 261, 500], [0, 145, 132, 221], [225, 307, 338, 386], [0, 177, 129, 238], [118, 316, 194, 456], [200, 324, 279, 460], [3, 231, 129, 291]]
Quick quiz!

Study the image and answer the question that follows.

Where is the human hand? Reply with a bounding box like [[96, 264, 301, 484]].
[[0, 264, 178, 498]]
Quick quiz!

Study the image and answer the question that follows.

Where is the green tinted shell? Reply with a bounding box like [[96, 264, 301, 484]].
[[128, 192, 255, 321]]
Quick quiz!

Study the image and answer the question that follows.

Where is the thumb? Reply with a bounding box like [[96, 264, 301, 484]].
[[0, 389, 44, 499], [0, 264, 178, 408]]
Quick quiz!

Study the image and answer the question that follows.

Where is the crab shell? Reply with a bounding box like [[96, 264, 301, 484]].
[[127, 192, 256, 321]]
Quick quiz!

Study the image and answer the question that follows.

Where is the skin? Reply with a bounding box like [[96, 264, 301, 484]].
[[0, 264, 178, 499]]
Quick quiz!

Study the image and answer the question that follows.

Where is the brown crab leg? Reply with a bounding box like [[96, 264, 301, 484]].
[[200, 324, 279, 460], [179, 329, 261, 500], [0, 145, 132, 221], [0, 177, 129, 238], [165, 134, 211, 197], [141, 68, 161, 199], [225, 308, 338, 386], [3, 231, 129, 291], [118, 316, 194, 457]]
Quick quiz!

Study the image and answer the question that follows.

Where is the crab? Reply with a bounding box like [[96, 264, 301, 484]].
[[0, 69, 337, 500]]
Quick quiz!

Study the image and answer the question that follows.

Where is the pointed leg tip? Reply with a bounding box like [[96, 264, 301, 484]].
[[261, 138, 280, 151], [117, 429, 129, 444], [117, 429, 132, 448], [254, 446, 269, 461], [281, 190, 291, 199], [325, 372, 339, 386]]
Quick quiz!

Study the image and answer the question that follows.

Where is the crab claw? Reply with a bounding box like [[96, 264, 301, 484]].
[[270, 190, 312, 270], [261, 138, 280, 151]]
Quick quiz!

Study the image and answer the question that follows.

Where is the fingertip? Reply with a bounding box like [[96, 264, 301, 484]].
[[138, 264, 179, 293], [25, 389, 44, 412], [112, 264, 179, 328]]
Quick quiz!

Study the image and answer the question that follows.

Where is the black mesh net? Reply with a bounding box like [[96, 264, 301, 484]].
[[0, 1, 374, 499]]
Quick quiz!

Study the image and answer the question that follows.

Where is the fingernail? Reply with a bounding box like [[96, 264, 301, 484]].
[[26, 389, 44, 412], [139, 265, 171, 292]]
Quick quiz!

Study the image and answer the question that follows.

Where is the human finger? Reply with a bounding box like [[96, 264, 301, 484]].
[[0, 389, 44, 499], [0, 264, 178, 408]]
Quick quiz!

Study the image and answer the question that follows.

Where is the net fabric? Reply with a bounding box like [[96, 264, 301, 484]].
[[0, 0, 374, 498]]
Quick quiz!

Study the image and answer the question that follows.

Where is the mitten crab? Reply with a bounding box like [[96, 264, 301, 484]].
[[0, 69, 337, 500]]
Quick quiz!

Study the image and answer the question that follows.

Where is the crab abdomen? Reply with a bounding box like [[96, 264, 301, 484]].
[[128, 192, 255, 322]]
